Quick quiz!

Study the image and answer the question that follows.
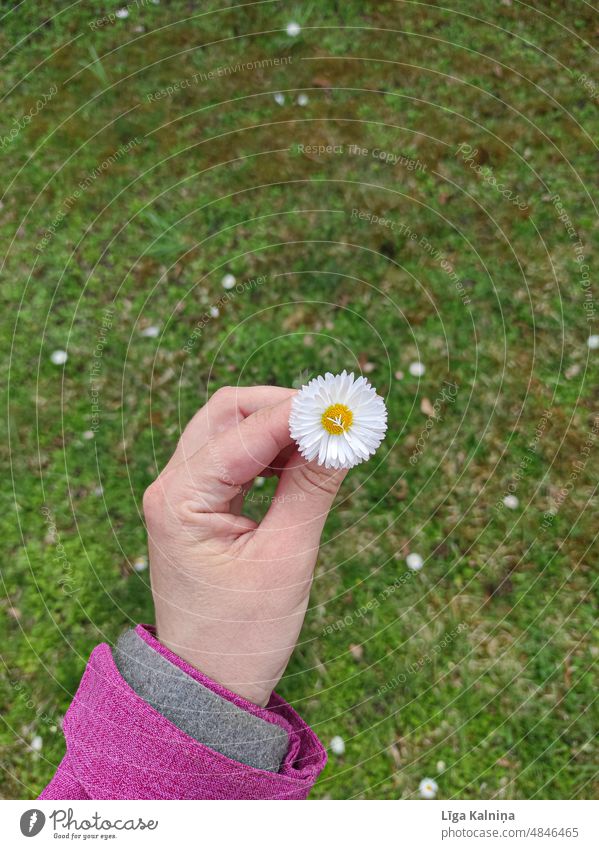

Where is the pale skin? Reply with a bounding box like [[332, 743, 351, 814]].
[[143, 385, 347, 706]]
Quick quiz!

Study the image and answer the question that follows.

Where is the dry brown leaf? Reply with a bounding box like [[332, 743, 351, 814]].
[[349, 643, 364, 661], [420, 397, 436, 417], [312, 76, 333, 89]]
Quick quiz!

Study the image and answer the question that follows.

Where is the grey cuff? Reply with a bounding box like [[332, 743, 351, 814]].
[[112, 630, 289, 773]]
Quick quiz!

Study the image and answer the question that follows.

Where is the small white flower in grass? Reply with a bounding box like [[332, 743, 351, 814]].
[[221, 273, 236, 290], [286, 21, 301, 37], [503, 494, 519, 510], [289, 370, 387, 470], [273, 92, 285, 106], [30, 735, 43, 752], [588, 335, 599, 350], [50, 350, 68, 365], [254, 476, 266, 488], [116, 8, 129, 18], [436, 760, 446, 773], [140, 325, 160, 338], [82, 430, 95, 440], [133, 555, 148, 572], [419, 777, 438, 799], [409, 361, 425, 377], [209, 306, 220, 318], [330, 735, 345, 755], [406, 552, 424, 571], [297, 93, 309, 106]]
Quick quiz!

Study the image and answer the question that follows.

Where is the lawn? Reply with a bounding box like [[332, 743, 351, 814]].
[[0, 0, 597, 800]]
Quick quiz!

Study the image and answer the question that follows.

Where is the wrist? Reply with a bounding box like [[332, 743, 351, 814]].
[[155, 628, 274, 707]]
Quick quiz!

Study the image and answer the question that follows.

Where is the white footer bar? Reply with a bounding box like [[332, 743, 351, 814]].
[[1, 799, 597, 848]]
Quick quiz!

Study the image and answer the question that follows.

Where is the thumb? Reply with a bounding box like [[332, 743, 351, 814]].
[[258, 449, 347, 541]]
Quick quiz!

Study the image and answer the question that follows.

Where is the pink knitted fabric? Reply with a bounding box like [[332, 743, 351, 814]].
[[40, 628, 326, 800]]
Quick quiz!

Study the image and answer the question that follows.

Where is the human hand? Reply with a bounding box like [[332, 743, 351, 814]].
[[143, 386, 347, 706]]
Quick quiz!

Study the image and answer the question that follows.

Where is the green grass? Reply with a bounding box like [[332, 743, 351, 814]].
[[1, 0, 597, 800]]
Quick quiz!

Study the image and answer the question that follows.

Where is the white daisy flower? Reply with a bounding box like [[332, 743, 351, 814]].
[[50, 350, 68, 365], [133, 555, 148, 572], [588, 335, 599, 350], [116, 8, 129, 19], [289, 370, 387, 470], [286, 21, 301, 37], [82, 430, 95, 440], [419, 777, 438, 799], [409, 361, 425, 377], [273, 92, 286, 106], [297, 93, 309, 106], [221, 273, 236, 290], [330, 735, 345, 755], [30, 735, 43, 752], [503, 494, 519, 509], [209, 306, 220, 318], [254, 476, 266, 488], [406, 552, 424, 571]]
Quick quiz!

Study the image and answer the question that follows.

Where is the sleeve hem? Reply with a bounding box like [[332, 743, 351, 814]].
[[44, 642, 326, 800], [134, 624, 326, 776]]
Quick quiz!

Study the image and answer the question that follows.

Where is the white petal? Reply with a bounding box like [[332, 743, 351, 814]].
[[409, 361, 425, 377], [140, 325, 160, 338], [330, 735, 345, 755], [50, 350, 68, 365], [317, 435, 329, 466], [406, 553, 424, 571]]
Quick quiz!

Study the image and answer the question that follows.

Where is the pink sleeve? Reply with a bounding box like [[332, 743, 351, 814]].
[[40, 638, 326, 800]]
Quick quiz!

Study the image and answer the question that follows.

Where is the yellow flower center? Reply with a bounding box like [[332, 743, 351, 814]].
[[321, 403, 353, 435]]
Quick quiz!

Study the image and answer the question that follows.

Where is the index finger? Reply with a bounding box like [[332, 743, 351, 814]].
[[181, 396, 295, 512], [166, 385, 296, 474]]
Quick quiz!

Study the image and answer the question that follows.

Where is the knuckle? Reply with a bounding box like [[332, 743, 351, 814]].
[[211, 385, 235, 406], [142, 480, 165, 522], [295, 464, 341, 497]]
